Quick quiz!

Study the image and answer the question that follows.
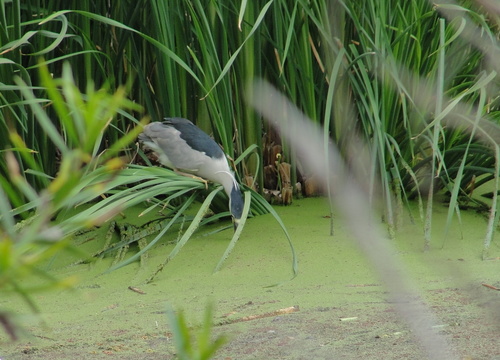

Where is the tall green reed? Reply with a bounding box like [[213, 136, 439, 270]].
[[328, 0, 499, 249], [2, 0, 499, 253]]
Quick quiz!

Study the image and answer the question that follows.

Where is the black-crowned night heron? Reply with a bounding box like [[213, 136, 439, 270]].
[[139, 117, 244, 229]]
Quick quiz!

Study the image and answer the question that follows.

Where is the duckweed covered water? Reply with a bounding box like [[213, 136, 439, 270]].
[[1, 198, 499, 359]]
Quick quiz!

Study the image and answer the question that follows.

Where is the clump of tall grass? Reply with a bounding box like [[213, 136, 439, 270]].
[[315, 0, 500, 253], [0, 62, 144, 339]]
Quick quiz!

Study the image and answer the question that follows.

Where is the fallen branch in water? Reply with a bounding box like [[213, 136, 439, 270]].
[[217, 305, 299, 325], [481, 283, 500, 291]]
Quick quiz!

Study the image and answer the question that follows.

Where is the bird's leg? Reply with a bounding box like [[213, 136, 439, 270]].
[[192, 175, 209, 190], [226, 154, 238, 173], [173, 169, 209, 189]]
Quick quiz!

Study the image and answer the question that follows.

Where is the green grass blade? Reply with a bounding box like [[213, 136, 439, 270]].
[[105, 193, 197, 273], [203, 0, 273, 97], [213, 190, 251, 273], [164, 187, 222, 264]]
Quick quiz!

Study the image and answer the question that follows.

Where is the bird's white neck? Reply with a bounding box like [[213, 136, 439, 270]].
[[214, 170, 239, 196]]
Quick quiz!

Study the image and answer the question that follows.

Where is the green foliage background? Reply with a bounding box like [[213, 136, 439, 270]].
[[1, 1, 498, 203]]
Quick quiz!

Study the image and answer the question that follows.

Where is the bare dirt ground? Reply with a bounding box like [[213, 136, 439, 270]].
[[1, 198, 499, 359]]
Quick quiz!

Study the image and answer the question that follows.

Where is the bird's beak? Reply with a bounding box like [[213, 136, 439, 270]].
[[233, 218, 240, 232]]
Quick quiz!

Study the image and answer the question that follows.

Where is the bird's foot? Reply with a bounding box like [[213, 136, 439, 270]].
[[193, 175, 209, 189], [174, 169, 209, 189]]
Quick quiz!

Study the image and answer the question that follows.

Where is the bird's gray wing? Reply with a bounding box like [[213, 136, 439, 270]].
[[140, 122, 208, 172]]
